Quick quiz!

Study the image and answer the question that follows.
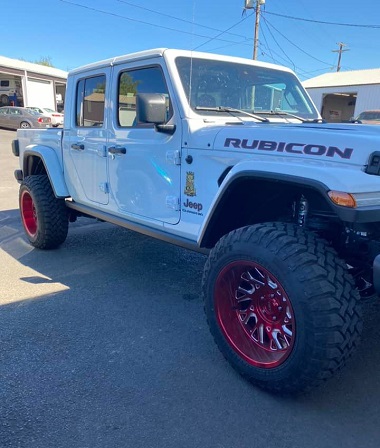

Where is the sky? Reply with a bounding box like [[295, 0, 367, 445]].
[[1, 0, 379, 80]]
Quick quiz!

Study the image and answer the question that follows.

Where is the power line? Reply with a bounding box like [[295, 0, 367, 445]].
[[206, 40, 253, 53], [264, 10, 380, 28], [257, 38, 329, 80], [57, 0, 249, 47], [192, 12, 254, 51], [115, 0, 248, 40], [260, 16, 296, 70], [261, 15, 333, 66], [56, 0, 351, 78], [258, 43, 292, 68], [259, 21, 275, 62]]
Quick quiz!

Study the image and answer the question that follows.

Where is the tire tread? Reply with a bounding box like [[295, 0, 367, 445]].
[[20, 175, 68, 249], [202, 222, 362, 394]]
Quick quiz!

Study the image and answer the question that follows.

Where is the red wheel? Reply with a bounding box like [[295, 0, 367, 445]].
[[215, 261, 294, 368], [203, 223, 362, 394], [19, 175, 68, 249], [20, 189, 38, 238]]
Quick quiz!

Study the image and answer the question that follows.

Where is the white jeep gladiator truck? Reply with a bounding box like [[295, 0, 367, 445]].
[[12, 48, 380, 394]]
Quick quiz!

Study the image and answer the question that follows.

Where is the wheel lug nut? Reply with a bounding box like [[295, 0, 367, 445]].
[[278, 306, 282, 311], [272, 316, 277, 321]]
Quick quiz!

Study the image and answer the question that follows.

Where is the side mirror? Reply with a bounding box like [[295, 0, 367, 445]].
[[136, 93, 176, 134], [136, 93, 167, 124]]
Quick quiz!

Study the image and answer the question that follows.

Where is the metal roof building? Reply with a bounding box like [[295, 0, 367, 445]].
[[303, 69, 380, 122], [0, 55, 67, 110]]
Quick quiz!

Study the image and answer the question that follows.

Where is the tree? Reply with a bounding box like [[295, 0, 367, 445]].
[[34, 57, 54, 67], [17, 56, 55, 67], [119, 73, 139, 95]]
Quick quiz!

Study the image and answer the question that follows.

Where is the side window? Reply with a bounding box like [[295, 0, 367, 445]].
[[1, 80, 10, 87], [76, 74, 106, 127], [117, 66, 171, 127]]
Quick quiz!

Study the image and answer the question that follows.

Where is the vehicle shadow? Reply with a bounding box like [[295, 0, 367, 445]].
[[0, 208, 206, 303], [1, 208, 380, 447]]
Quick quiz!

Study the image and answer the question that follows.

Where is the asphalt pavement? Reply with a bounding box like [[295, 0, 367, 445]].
[[1, 128, 380, 448]]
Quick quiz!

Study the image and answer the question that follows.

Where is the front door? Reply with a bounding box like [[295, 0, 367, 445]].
[[107, 64, 181, 224]]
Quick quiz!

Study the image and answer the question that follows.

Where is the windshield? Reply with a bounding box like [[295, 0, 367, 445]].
[[27, 109, 41, 115], [175, 57, 319, 120], [27, 107, 43, 114], [357, 111, 380, 121]]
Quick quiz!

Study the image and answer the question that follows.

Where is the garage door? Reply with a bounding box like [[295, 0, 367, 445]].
[[26, 77, 55, 109]]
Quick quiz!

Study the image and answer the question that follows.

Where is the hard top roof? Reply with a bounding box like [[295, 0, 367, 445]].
[[68, 48, 294, 75]]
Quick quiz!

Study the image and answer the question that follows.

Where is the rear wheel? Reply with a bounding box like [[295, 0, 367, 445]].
[[202, 222, 362, 394], [19, 175, 68, 249], [20, 121, 31, 129]]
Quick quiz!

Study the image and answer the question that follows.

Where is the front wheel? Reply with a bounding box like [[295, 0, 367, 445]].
[[19, 175, 68, 249], [202, 223, 362, 394]]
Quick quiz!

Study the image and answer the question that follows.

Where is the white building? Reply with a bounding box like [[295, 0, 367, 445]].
[[303, 69, 380, 122], [0, 55, 67, 110]]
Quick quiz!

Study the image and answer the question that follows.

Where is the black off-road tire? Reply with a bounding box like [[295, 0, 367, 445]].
[[202, 222, 362, 395], [19, 175, 68, 249]]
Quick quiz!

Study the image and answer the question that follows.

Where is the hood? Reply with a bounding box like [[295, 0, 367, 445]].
[[208, 121, 380, 167]]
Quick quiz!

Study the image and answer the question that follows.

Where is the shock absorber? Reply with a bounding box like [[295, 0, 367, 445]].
[[297, 195, 308, 227]]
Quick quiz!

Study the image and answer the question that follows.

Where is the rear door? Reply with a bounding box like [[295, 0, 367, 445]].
[[106, 62, 181, 224], [63, 69, 110, 205]]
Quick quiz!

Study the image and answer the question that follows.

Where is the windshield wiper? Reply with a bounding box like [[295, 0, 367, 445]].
[[195, 106, 270, 123], [254, 110, 324, 123]]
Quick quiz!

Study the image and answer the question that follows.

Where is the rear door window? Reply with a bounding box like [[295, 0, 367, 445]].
[[76, 75, 106, 127]]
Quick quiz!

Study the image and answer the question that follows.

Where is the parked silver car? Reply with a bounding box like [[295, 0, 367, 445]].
[[353, 110, 380, 125], [0, 106, 51, 130], [27, 106, 64, 127]]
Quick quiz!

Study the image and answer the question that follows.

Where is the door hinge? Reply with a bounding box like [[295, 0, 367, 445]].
[[166, 196, 180, 211], [166, 150, 181, 165], [99, 182, 109, 194]]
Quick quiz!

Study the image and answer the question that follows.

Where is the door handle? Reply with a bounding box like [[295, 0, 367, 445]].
[[108, 146, 127, 155], [71, 143, 84, 150]]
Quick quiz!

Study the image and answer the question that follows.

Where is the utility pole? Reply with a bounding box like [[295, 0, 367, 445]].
[[332, 42, 349, 72], [244, 0, 266, 60]]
